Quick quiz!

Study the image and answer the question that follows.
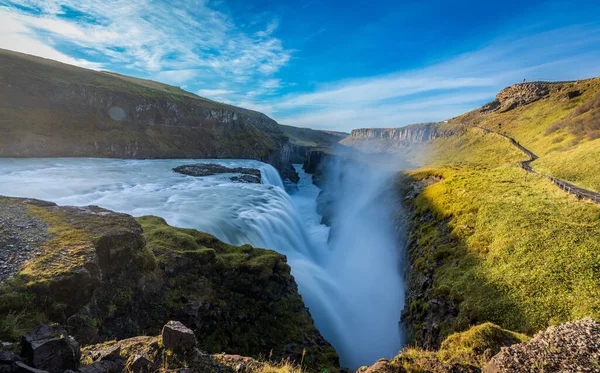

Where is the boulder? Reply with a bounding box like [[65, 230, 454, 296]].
[[161, 321, 196, 351], [126, 355, 151, 373], [79, 360, 120, 373], [91, 344, 121, 362], [21, 325, 80, 373]]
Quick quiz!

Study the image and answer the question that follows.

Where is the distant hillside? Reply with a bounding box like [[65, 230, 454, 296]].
[[280, 124, 348, 163], [0, 49, 304, 179], [344, 78, 600, 190]]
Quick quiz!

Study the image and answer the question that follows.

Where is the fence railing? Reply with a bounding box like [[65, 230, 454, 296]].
[[474, 126, 600, 204]]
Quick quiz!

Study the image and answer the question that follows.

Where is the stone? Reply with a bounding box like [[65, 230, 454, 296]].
[[127, 355, 151, 373], [172, 164, 261, 182], [161, 321, 197, 351], [21, 325, 80, 373], [484, 317, 600, 373], [79, 360, 120, 373], [92, 344, 121, 362]]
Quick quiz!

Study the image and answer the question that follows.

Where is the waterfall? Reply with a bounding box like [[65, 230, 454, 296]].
[[259, 163, 285, 189], [0, 157, 405, 369], [312, 157, 405, 368]]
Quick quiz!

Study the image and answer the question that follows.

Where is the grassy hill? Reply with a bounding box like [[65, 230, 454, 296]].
[[341, 79, 600, 350], [0, 49, 288, 163]]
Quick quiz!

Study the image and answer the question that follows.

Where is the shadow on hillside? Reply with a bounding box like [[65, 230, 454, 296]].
[[397, 173, 528, 350]]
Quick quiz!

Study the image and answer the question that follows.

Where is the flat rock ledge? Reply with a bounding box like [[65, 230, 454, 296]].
[[173, 164, 261, 183]]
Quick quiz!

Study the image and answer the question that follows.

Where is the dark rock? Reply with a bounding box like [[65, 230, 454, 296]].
[[21, 325, 80, 373], [173, 164, 261, 181], [230, 174, 261, 184], [79, 360, 120, 373], [565, 90, 582, 99], [92, 344, 121, 362], [161, 321, 196, 351], [12, 362, 48, 373], [127, 355, 151, 373], [0, 352, 21, 364]]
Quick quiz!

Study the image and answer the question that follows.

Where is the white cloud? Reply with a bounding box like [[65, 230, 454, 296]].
[[0, 0, 291, 80], [267, 24, 600, 131], [197, 88, 237, 98], [155, 70, 199, 85], [0, 12, 104, 69]]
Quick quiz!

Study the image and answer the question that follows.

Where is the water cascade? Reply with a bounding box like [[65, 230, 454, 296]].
[[0, 157, 404, 369]]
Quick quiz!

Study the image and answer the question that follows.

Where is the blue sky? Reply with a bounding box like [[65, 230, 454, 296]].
[[1, 0, 600, 131]]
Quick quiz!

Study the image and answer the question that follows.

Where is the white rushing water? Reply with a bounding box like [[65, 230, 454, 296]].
[[0, 158, 403, 369]]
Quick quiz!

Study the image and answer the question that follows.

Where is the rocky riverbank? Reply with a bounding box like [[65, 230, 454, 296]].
[[0, 196, 339, 372]]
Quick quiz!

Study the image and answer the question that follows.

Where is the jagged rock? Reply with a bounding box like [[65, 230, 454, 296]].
[[356, 359, 393, 373], [484, 317, 600, 372], [161, 321, 197, 351], [481, 83, 551, 113], [90, 345, 121, 362], [126, 355, 151, 373], [21, 325, 80, 373]]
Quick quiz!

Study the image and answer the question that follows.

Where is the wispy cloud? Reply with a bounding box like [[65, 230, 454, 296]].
[[268, 24, 600, 130], [0, 0, 291, 87]]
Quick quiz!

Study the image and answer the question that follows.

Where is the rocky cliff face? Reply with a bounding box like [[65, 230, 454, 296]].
[[348, 124, 440, 143], [340, 123, 448, 154], [0, 49, 298, 181], [480, 82, 559, 113]]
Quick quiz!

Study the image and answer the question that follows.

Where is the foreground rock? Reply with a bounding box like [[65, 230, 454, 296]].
[[21, 325, 80, 373], [358, 318, 600, 373], [1, 322, 273, 373], [484, 317, 600, 372], [0, 197, 339, 372], [160, 321, 196, 351], [173, 164, 261, 183]]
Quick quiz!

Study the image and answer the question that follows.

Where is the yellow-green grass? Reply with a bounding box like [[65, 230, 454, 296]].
[[455, 79, 600, 156], [389, 322, 528, 371], [403, 164, 600, 340], [424, 127, 525, 167], [532, 137, 600, 193]]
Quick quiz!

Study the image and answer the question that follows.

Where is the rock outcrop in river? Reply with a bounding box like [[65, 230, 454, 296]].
[[173, 164, 262, 183]]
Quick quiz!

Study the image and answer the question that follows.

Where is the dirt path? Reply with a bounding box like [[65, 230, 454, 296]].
[[475, 126, 600, 204]]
